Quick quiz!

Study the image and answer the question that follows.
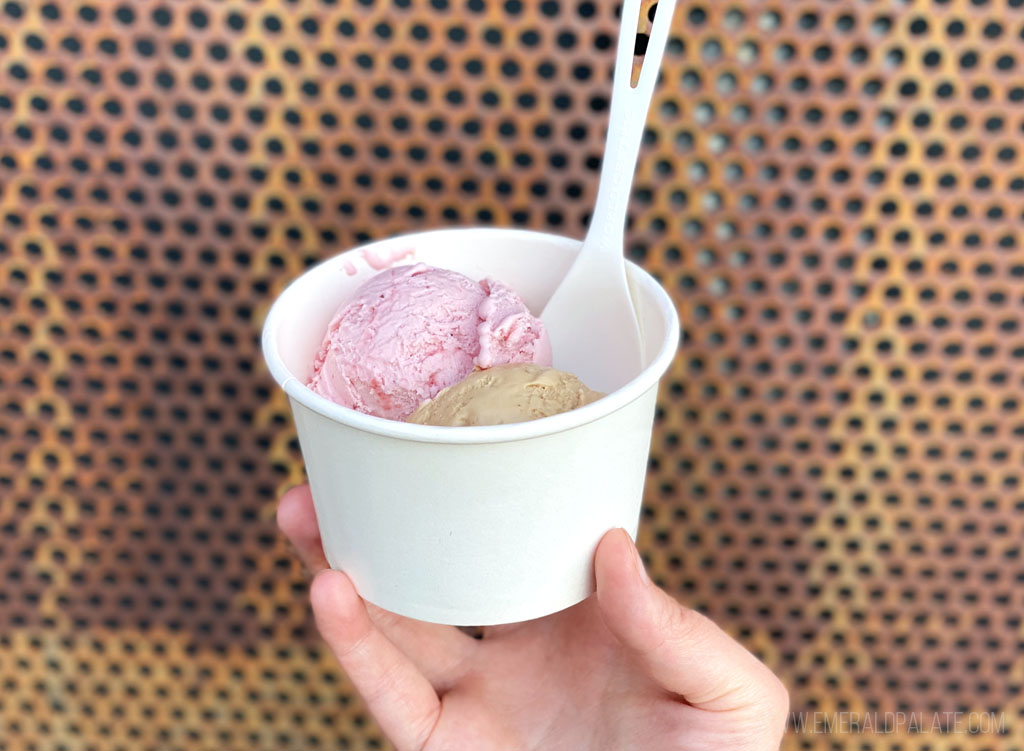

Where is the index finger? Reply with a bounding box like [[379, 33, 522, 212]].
[[277, 483, 477, 689], [277, 484, 329, 572]]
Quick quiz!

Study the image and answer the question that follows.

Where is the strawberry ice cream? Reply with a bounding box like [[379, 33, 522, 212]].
[[308, 264, 551, 420]]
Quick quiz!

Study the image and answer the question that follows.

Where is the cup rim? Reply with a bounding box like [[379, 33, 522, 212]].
[[261, 228, 679, 445]]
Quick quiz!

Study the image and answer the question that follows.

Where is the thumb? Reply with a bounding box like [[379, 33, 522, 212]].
[[594, 529, 787, 714]]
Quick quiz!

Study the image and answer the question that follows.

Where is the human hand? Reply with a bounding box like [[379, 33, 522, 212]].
[[278, 485, 788, 750]]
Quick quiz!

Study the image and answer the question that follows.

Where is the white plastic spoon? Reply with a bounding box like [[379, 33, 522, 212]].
[[542, 0, 677, 393]]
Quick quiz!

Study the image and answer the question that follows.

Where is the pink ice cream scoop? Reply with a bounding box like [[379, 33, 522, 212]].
[[308, 263, 551, 420]]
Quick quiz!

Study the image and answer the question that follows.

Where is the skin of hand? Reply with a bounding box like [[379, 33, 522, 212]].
[[278, 485, 789, 751]]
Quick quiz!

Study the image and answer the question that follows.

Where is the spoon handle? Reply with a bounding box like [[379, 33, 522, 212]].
[[585, 0, 678, 253]]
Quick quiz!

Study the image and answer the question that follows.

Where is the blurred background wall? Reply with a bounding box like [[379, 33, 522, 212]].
[[0, 0, 1020, 748]]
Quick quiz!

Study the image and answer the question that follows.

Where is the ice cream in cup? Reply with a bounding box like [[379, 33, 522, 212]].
[[262, 228, 679, 625]]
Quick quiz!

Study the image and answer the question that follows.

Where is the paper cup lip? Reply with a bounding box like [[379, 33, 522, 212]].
[[262, 228, 680, 445]]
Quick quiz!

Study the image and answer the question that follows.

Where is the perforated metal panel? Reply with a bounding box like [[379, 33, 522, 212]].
[[1, 1, 1021, 749]]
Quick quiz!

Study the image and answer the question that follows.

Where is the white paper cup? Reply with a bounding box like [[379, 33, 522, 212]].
[[262, 228, 679, 625]]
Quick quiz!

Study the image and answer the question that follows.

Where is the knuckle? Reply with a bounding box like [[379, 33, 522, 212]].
[[764, 674, 791, 738], [662, 601, 705, 639], [770, 674, 790, 711]]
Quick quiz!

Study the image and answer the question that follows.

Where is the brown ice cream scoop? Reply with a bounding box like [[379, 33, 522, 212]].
[[407, 363, 604, 427]]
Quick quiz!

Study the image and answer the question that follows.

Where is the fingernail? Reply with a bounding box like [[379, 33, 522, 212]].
[[621, 528, 649, 583], [636, 550, 650, 584]]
